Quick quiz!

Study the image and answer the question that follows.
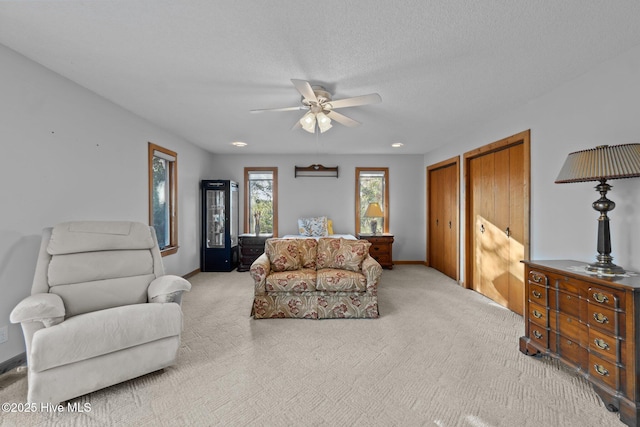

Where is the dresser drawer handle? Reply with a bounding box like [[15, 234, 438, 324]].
[[593, 313, 609, 324], [532, 330, 543, 339], [594, 364, 610, 377], [532, 310, 543, 319], [593, 292, 609, 304], [532, 290, 542, 299], [532, 274, 543, 284], [594, 338, 610, 351]]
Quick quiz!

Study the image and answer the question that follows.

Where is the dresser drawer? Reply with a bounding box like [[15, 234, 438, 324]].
[[366, 235, 393, 242], [589, 353, 621, 390], [241, 246, 264, 256], [528, 270, 548, 286], [529, 283, 547, 304], [559, 337, 587, 369], [588, 304, 619, 336], [558, 290, 581, 318], [589, 328, 624, 363], [529, 322, 549, 348], [529, 302, 549, 328], [371, 253, 391, 265], [557, 313, 587, 345], [588, 286, 625, 311], [369, 244, 390, 255]]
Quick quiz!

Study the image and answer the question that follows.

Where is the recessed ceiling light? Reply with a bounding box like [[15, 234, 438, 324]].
[[231, 141, 247, 147], [391, 142, 404, 148]]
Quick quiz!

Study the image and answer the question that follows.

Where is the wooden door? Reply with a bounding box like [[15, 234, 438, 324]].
[[427, 157, 459, 280], [464, 131, 530, 315]]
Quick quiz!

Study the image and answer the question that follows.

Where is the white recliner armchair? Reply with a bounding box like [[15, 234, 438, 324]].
[[10, 221, 191, 404]]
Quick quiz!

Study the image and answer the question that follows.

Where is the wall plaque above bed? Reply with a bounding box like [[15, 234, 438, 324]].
[[294, 164, 338, 178]]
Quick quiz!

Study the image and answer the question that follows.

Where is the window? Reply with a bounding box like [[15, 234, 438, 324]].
[[244, 167, 278, 236], [148, 143, 178, 255], [355, 167, 389, 235]]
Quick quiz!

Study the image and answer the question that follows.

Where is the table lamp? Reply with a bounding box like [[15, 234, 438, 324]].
[[364, 202, 384, 235], [555, 143, 640, 275]]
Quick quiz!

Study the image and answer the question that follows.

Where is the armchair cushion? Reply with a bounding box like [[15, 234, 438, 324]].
[[10, 293, 65, 326], [29, 302, 182, 373], [48, 250, 153, 286], [47, 221, 155, 255]]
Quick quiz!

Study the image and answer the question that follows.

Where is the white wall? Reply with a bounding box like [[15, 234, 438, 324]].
[[424, 43, 640, 281], [208, 154, 425, 262], [0, 45, 214, 365]]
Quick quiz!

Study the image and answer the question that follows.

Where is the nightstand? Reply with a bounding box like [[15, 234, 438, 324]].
[[357, 233, 394, 269], [237, 234, 271, 272]]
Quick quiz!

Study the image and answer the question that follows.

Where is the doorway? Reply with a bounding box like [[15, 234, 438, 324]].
[[464, 130, 530, 315]]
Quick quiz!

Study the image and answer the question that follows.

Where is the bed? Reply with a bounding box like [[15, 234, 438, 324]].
[[282, 233, 356, 240], [282, 216, 356, 240]]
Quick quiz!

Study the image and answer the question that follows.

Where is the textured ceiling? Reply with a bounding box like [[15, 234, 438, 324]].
[[2, 1, 640, 155]]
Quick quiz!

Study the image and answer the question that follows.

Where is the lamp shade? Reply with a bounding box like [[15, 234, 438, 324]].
[[364, 202, 384, 217], [555, 143, 640, 183], [316, 112, 332, 133], [300, 111, 316, 133]]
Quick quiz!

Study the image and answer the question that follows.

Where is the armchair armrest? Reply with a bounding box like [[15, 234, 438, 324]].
[[10, 293, 65, 327], [250, 253, 271, 295], [148, 275, 192, 304], [362, 256, 383, 294]]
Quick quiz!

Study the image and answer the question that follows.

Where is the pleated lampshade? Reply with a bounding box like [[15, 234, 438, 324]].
[[555, 143, 640, 183]]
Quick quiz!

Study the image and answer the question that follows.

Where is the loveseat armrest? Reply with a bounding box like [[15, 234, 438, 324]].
[[250, 253, 271, 295], [362, 255, 383, 294], [148, 275, 192, 304], [10, 293, 65, 327]]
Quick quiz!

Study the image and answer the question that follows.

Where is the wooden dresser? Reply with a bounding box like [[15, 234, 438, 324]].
[[520, 260, 640, 426], [237, 234, 271, 272], [357, 233, 394, 269]]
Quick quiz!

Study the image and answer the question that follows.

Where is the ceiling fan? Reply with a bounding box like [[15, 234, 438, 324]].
[[251, 79, 381, 133]]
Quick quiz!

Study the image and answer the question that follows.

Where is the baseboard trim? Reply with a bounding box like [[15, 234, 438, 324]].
[[183, 268, 200, 279], [393, 261, 428, 266], [0, 352, 26, 375]]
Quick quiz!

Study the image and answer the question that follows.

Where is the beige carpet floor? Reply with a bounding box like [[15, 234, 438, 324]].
[[0, 265, 623, 426]]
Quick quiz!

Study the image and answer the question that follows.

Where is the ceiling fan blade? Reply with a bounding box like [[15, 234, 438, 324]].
[[250, 106, 305, 113], [326, 110, 360, 127], [291, 79, 318, 104], [325, 93, 382, 109]]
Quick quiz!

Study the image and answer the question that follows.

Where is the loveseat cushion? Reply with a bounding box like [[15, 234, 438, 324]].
[[29, 302, 182, 373], [266, 269, 317, 292], [297, 238, 318, 269], [316, 238, 371, 272], [265, 239, 302, 272], [316, 269, 367, 292]]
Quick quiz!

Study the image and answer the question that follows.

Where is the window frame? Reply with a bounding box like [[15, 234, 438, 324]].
[[244, 167, 278, 236], [355, 167, 389, 235], [148, 142, 178, 256]]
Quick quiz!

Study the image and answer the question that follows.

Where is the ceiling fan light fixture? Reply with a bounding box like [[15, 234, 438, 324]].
[[300, 111, 316, 133], [316, 112, 332, 133]]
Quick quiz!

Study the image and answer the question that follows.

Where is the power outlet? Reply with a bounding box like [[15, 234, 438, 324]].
[[0, 325, 8, 344]]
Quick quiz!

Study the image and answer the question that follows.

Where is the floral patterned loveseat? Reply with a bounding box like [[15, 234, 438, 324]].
[[250, 237, 382, 319]]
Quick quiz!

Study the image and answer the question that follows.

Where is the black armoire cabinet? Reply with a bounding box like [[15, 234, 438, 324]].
[[201, 180, 239, 272]]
